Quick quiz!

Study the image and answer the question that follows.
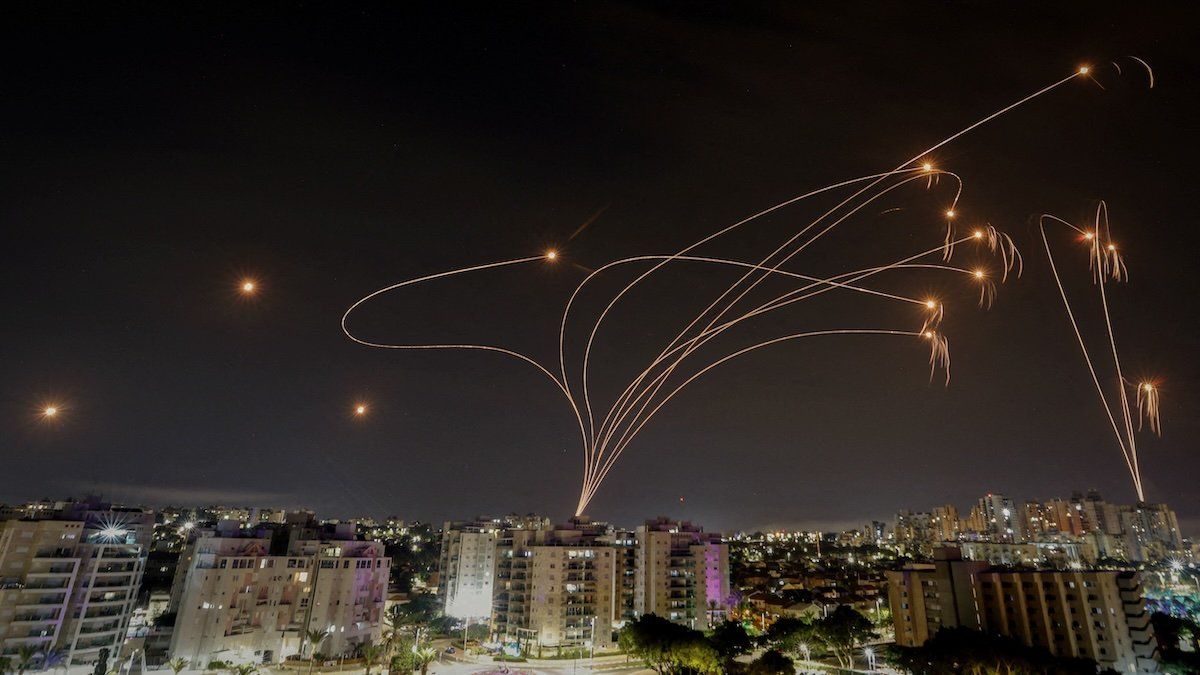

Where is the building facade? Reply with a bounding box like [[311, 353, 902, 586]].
[[168, 527, 389, 666], [0, 499, 151, 666], [887, 547, 1159, 673]]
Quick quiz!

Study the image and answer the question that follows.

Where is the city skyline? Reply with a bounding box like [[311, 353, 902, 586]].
[[3, 4, 1198, 534]]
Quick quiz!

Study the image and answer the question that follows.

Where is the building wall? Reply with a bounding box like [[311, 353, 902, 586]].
[[887, 548, 1158, 673], [0, 513, 148, 666], [168, 536, 389, 667]]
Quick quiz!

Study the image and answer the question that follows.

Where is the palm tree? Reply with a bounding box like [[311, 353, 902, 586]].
[[410, 646, 437, 675], [167, 658, 189, 675], [0, 656, 13, 675], [14, 645, 40, 675], [39, 650, 67, 675], [358, 642, 384, 675], [303, 629, 330, 675]]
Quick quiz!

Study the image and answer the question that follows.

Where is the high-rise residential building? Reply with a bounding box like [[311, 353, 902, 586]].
[[886, 547, 988, 647], [633, 518, 729, 630], [1119, 503, 1182, 562], [887, 547, 1159, 673], [487, 516, 729, 657], [977, 494, 1023, 543], [490, 518, 623, 654], [929, 505, 960, 543], [0, 498, 151, 666], [438, 521, 501, 619], [168, 521, 389, 667], [1043, 498, 1083, 536], [892, 511, 933, 556]]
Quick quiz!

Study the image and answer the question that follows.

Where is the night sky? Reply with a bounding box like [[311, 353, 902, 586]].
[[3, 3, 1197, 533]]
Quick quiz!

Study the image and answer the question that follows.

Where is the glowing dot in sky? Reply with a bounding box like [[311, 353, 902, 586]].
[[973, 230, 984, 239], [43, 406, 58, 417], [974, 269, 985, 278], [1079, 66, 1090, 75], [241, 280, 257, 294], [925, 299, 936, 309], [921, 162, 933, 171], [945, 209, 956, 218], [545, 250, 558, 261], [355, 404, 368, 416]]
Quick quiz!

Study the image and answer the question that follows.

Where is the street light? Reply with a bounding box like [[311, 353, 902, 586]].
[[864, 646, 877, 671]]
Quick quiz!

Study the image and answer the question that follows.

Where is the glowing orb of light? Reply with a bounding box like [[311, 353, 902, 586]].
[[545, 250, 558, 261], [43, 406, 58, 417]]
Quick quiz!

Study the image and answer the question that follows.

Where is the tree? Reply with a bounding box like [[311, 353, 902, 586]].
[[744, 649, 794, 675], [618, 614, 721, 674], [92, 648, 110, 675], [763, 616, 815, 656], [225, 665, 259, 675], [708, 620, 752, 660], [0, 657, 13, 675], [358, 641, 385, 675], [303, 629, 330, 675], [410, 646, 437, 675], [167, 658, 189, 675], [889, 626, 1099, 675], [39, 649, 67, 674], [14, 645, 39, 675], [810, 606, 876, 669]]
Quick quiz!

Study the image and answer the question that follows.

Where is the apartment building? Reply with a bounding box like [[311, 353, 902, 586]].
[[887, 546, 1158, 673], [168, 524, 389, 667], [975, 569, 1158, 672], [634, 518, 729, 630], [437, 521, 501, 619], [0, 499, 151, 666], [490, 518, 621, 653]]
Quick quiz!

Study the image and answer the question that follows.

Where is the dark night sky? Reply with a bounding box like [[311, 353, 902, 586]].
[[2, 3, 1197, 533]]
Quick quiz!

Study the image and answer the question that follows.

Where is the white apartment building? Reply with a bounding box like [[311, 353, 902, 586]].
[[486, 517, 730, 656], [0, 501, 150, 666], [438, 523, 499, 619], [634, 518, 729, 630], [168, 530, 389, 667]]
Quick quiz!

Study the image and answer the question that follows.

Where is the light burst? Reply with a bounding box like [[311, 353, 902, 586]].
[[343, 65, 1152, 515], [1039, 202, 1162, 502]]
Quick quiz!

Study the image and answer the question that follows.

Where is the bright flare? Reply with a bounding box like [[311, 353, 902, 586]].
[[43, 406, 58, 417], [945, 209, 956, 218], [974, 269, 985, 278], [545, 250, 558, 261], [241, 280, 257, 293], [973, 230, 984, 239], [925, 300, 936, 309], [355, 404, 367, 416], [921, 162, 933, 171], [1079, 66, 1090, 75]]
